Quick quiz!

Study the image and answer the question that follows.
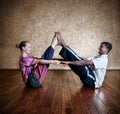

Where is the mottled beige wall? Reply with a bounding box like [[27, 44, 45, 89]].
[[0, 0, 120, 69]]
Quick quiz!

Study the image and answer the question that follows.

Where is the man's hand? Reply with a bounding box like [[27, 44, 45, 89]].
[[61, 61, 70, 65]]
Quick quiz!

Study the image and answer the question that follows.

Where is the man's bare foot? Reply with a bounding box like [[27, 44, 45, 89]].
[[56, 32, 67, 48]]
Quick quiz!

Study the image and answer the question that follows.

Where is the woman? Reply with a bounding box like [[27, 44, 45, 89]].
[[16, 33, 60, 88]]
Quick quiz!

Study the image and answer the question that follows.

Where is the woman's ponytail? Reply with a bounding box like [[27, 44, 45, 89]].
[[16, 41, 29, 51], [16, 44, 20, 48]]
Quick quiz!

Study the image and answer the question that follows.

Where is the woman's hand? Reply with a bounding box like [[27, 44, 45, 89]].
[[53, 60, 61, 65]]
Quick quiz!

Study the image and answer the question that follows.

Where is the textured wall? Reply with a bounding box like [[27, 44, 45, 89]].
[[0, 0, 120, 69]]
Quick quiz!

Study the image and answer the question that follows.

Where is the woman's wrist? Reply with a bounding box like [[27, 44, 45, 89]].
[[50, 60, 54, 64]]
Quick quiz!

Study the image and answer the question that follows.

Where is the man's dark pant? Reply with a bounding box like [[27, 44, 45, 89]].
[[59, 46, 95, 87]]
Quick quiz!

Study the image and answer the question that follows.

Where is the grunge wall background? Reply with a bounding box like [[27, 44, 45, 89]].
[[0, 0, 120, 69]]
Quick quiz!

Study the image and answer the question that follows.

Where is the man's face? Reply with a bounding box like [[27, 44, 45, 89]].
[[98, 44, 108, 55]]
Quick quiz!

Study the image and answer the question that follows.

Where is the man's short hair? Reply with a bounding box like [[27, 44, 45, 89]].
[[101, 42, 112, 53]]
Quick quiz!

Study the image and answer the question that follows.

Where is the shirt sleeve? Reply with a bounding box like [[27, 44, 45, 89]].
[[92, 57, 108, 69], [87, 57, 95, 60], [22, 57, 34, 66]]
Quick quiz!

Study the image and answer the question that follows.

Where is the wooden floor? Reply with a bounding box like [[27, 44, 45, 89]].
[[0, 70, 120, 114]]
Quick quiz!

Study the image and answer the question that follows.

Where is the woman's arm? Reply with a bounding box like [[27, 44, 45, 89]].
[[32, 59, 60, 65], [61, 60, 94, 66]]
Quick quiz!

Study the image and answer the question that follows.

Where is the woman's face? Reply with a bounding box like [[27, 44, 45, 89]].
[[22, 43, 32, 54]]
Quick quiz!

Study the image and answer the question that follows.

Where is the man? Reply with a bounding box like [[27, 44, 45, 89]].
[[56, 32, 112, 88]]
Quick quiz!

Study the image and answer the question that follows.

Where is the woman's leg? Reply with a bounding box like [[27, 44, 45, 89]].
[[34, 34, 58, 84], [41, 46, 54, 67]]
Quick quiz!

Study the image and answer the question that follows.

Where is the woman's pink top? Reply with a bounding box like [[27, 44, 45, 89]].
[[19, 56, 48, 85]]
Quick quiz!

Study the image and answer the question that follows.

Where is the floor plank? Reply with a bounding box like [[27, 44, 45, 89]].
[[0, 69, 120, 114]]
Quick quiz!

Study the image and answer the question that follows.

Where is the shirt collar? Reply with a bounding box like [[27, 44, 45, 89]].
[[99, 54, 108, 57]]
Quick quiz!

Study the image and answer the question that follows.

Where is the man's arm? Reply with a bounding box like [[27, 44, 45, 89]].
[[61, 60, 94, 66]]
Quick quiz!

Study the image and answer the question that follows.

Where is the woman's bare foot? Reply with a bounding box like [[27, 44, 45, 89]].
[[51, 33, 59, 49]]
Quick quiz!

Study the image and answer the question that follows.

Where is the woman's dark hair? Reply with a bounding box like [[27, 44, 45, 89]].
[[16, 41, 29, 51], [101, 42, 112, 53]]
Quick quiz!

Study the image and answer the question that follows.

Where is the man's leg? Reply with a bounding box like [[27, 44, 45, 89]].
[[59, 47, 86, 79], [57, 32, 95, 87], [59, 46, 95, 87]]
